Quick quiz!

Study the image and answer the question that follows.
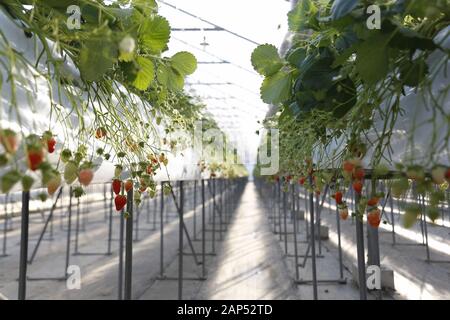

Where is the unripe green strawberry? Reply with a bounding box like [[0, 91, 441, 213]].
[[60, 149, 72, 163], [64, 161, 78, 184], [406, 165, 425, 181], [427, 206, 440, 223], [0, 154, 9, 167], [21, 175, 34, 191], [431, 166, 446, 185], [114, 165, 123, 178], [47, 172, 62, 195], [391, 178, 409, 198], [1, 170, 21, 193], [163, 183, 172, 196], [403, 204, 421, 228]]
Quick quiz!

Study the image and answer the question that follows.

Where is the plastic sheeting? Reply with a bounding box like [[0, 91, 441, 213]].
[[0, 9, 207, 192]]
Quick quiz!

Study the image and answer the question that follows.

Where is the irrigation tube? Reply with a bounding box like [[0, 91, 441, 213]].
[[18, 191, 30, 300]]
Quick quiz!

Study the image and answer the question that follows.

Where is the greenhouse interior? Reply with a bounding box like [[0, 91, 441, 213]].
[[0, 0, 450, 305]]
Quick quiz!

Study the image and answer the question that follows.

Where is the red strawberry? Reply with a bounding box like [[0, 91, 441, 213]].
[[353, 167, 365, 180], [27, 149, 44, 171], [124, 179, 133, 192], [343, 161, 355, 173], [47, 137, 56, 153], [334, 191, 343, 204], [298, 177, 305, 185], [367, 197, 379, 206], [368, 208, 381, 228], [115, 195, 127, 211], [95, 127, 107, 139], [112, 179, 122, 195], [146, 165, 153, 175], [446, 168, 450, 182], [0, 129, 18, 154], [78, 169, 93, 186], [353, 180, 363, 194]]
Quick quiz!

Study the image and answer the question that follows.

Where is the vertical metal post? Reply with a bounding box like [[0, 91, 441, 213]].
[[178, 181, 184, 300], [308, 175, 318, 300], [212, 179, 216, 253], [124, 188, 134, 300], [2, 194, 9, 257], [201, 180, 206, 278], [292, 185, 299, 281], [64, 188, 73, 279], [74, 198, 80, 254], [355, 192, 367, 300], [283, 188, 288, 255], [193, 181, 197, 240], [160, 182, 165, 277], [107, 187, 113, 255], [336, 200, 344, 280], [118, 188, 125, 300], [18, 191, 30, 300], [278, 181, 282, 240], [389, 189, 396, 245]]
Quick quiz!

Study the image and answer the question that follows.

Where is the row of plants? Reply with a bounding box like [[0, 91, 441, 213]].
[[0, 0, 245, 215], [253, 0, 450, 227]]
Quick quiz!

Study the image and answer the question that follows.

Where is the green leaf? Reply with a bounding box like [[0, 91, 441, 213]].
[[331, 0, 360, 20], [79, 39, 117, 82], [260, 70, 292, 104], [140, 15, 171, 53], [133, 57, 155, 91], [355, 34, 389, 86], [1, 170, 21, 193], [156, 64, 184, 91], [251, 44, 283, 76], [288, 0, 318, 32], [132, 0, 158, 15], [286, 47, 307, 68], [170, 51, 197, 76]]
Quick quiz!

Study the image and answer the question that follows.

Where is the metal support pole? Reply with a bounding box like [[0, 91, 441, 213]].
[[201, 180, 206, 278], [118, 189, 125, 300], [212, 179, 216, 253], [160, 183, 165, 277], [336, 200, 344, 280], [107, 187, 113, 255], [18, 191, 30, 300], [308, 175, 318, 300], [292, 185, 299, 281], [193, 180, 197, 240], [124, 188, 134, 300], [283, 189, 288, 254], [355, 192, 367, 300], [64, 188, 73, 279], [1, 194, 8, 257], [178, 181, 184, 300]]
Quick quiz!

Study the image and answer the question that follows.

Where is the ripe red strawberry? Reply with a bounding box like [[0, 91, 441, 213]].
[[339, 208, 349, 220], [446, 168, 450, 182], [146, 165, 153, 175], [78, 169, 94, 186], [124, 179, 133, 192], [343, 161, 355, 173], [95, 127, 107, 139], [0, 129, 18, 154], [353, 167, 365, 180], [367, 197, 379, 206], [112, 179, 122, 195], [353, 180, 363, 194], [298, 177, 305, 185], [47, 137, 56, 153], [334, 191, 343, 204], [27, 149, 44, 171], [368, 208, 381, 228], [286, 175, 292, 182], [115, 195, 127, 211]]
